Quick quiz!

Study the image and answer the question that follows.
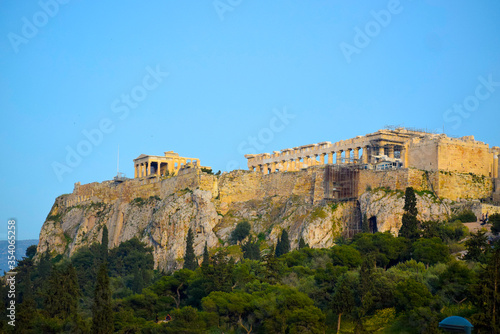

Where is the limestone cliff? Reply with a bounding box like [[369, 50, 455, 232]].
[[36, 167, 492, 271]]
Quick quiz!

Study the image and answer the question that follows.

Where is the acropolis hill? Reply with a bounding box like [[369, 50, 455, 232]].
[[37, 128, 500, 271]]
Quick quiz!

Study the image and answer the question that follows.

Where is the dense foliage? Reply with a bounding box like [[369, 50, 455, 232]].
[[2, 217, 499, 333]]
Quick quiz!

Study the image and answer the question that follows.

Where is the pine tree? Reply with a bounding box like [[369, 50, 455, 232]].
[[91, 263, 113, 334], [202, 241, 210, 267], [183, 228, 198, 270], [275, 230, 291, 257], [399, 187, 419, 240]]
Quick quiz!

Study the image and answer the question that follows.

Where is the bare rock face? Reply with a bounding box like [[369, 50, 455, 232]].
[[359, 189, 452, 234], [38, 168, 478, 271], [146, 189, 220, 272], [37, 168, 353, 271]]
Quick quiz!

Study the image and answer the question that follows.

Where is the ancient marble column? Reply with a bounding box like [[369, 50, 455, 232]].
[[353, 148, 359, 162], [387, 145, 395, 159], [378, 146, 385, 156], [362, 146, 369, 164]]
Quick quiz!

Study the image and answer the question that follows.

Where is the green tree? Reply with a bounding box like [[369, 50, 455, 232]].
[[412, 237, 450, 266], [148, 269, 194, 309], [330, 245, 362, 268], [202, 241, 210, 267], [101, 225, 109, 264], [471, 241, 500, 333], [465, 229, 489, 263], [200, 249, 235, 295], [399, 187, 419, 240], [230, 221, 251, 245], [438, 261, 476, 304], [241, 236, 261, 260], [25, 245, 37, 259], [403, 186, 418, 216], [362, 214, 370, 233], [275, 230, 291, 257], [131, 264, 144, 293], [331, 272, 356, 333], [394, 278, 433, 313], [183, 228, 198, 270], [17, 266, 38, 333], [92, 263, 113, 334], [298, 236, 309, 249], [44, 262, 80, 321], [491, 213, 500, 235]]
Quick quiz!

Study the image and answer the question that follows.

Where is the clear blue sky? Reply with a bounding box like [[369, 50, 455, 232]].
[[1, 0, 500, 240]]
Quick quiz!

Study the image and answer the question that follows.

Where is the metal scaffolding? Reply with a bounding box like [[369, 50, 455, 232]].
[[324, 165, 362, 238]]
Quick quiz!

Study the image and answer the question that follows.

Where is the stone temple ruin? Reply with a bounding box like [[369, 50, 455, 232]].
[[133, 151, 210, 178], [244, 127, 500, 236], [245, 127, 500, 179]]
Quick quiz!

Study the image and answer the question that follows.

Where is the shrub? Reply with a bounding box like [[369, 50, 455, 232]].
[[451, 210, 476, 223]]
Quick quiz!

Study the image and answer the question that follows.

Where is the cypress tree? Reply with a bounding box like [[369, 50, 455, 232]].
[[132, 264, 144, 294], [403, 187, 418, 216], [362, 214, 370, 233], [275, 230, 291, 257], [471, 241, 500, 332], [202, 241, 210, 267], [183, 228, 198, 270], [298, 237, 309, 249], [44, 263, 80, 320], [91, 263, 113, 334], [101, 225, 109, 264], [399, 187, 419, 240], [17, 267, 37, 333]]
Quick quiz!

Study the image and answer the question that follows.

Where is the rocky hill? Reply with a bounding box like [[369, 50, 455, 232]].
[[36, 166, 496, 272]]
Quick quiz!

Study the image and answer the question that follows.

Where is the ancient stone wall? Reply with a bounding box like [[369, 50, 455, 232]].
[[437, 171, 492, 200], [437, 138, 494, 177], [217, 167, 326, 214], [406, 137, 439, 172]]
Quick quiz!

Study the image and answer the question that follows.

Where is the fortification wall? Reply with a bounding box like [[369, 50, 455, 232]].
[[406, 138, 439, 172], [437, 171, 492, 200], [437, 139, 493, 177], [217, 167, 326, 214]]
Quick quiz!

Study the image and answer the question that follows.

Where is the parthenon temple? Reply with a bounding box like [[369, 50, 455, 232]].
[[245, 128, 500, 178], [134, 151, 201, 178]]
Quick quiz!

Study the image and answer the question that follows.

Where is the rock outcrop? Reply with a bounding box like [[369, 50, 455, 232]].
[[36, 167, 495, 271]]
